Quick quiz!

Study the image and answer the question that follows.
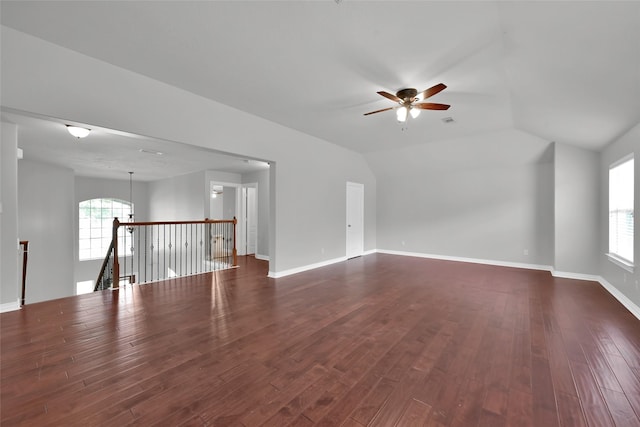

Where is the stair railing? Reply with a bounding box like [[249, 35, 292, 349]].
[[95, 217, 237, 291], [95, 239, 115, 291]]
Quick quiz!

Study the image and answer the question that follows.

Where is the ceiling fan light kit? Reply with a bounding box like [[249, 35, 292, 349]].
[[365, 83, 450, 124], [396, 106, 408, 122]]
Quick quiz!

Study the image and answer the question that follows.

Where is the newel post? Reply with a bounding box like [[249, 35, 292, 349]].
[[20, 241, 28, 306], [232, 216, 238, 267], [112, 217, 120, 289]]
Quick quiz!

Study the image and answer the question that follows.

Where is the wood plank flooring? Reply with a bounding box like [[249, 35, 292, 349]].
[[2, 254, 640, 426]]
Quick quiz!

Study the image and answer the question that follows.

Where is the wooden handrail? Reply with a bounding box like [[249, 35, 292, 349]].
[[101, 217, 237, 290], [20, 241, 28, 306], [120, 218, 235, 226]]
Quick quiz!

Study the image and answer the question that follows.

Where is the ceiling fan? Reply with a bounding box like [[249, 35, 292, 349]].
[[364, 83, 450, 122]]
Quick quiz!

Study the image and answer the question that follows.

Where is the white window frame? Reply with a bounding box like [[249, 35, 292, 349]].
[[607, 154, 634, 272], [79, 198, 133, 261]]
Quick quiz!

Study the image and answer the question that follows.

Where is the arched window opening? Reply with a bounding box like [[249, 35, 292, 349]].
[[79, 198, 133, 261]]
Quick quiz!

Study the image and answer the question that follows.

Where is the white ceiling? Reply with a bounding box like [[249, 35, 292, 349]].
[[0, 109, 270, 181], [1, 1, 639, 176]]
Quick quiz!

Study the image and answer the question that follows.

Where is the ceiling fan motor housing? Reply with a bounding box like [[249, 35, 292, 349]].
[[396, 88, 418, 103]]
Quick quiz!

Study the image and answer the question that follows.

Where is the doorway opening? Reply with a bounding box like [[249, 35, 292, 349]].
[[209, 181, 260, 258]]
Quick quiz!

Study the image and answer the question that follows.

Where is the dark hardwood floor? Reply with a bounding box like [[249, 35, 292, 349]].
[[2, 254, 640, 426]]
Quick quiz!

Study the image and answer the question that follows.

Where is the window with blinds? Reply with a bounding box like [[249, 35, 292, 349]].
[[608, 155, 634, 268]]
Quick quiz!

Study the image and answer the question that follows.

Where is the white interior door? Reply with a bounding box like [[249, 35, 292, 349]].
[[246, 187, 257, 255], [346, 182, 364, 259]]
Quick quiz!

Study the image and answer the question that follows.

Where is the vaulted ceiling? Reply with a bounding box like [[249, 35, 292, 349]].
[[2, 1, 639, 167]]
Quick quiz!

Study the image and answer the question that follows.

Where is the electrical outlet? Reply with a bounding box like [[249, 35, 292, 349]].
[[401, 241, 406, 246], [523, 249, 529, 256], [321, 247, 325, 254]]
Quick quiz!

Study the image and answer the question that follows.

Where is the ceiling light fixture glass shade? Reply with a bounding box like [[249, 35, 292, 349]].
[[409, 107, 420, 119], [66, 125, 91, 139], [396, 106, 408, 123]]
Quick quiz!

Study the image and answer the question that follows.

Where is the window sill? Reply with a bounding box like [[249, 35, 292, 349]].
[[606, 253, 634, 273]]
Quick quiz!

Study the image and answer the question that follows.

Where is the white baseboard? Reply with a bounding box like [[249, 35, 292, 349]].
[[267, 248, 379, 278], [551, 270, 601, 282], [0, 300, 21, 313], [268, 256, 347, 279], [598, 277, 640, 321], [268, 249, 555, 279], [377, 249, 640, 321], [264, 249, 640, 321], [255, 254, 269, 261], [376, 249, 553, 272]]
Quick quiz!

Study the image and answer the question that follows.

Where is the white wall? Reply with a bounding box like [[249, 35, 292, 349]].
[[222, 186, 237, 219], [205, 171, 242, 185], [554, 142, 600, 275], [74, 176, 149, 288], [18, 159, 75, 303], [149, 171, 206, 221], [3, 24, 636, 316], [367, 129, 554, 266], [1, 26, 377, 274], [210, 193, 223, 219], [600, 123, 640, 309], [1, 121, 20, 309]]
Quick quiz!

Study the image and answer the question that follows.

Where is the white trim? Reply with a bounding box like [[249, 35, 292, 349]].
[[609, 152, 634, 169], [255, 253, 269, 261], [263, 249, 640, 321], [377, 250, 640, 320], [376, 249, 553, 272], [607, 155, 634, 273], [268, 256, 347, 279], [598, 277, 640, 321], [267, 249, 375, 277], [0, 300, 21, 313], [550, 270, 601, 281], [376, 249, 639, 320], [606, 253, 634, 273]]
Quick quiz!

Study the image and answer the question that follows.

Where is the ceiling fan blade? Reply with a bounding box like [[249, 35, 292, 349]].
[[363, 107, 394, 116], [418, 83, 447, 100], [377, 91, 402, 103], [414, 102, 450, 110]]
